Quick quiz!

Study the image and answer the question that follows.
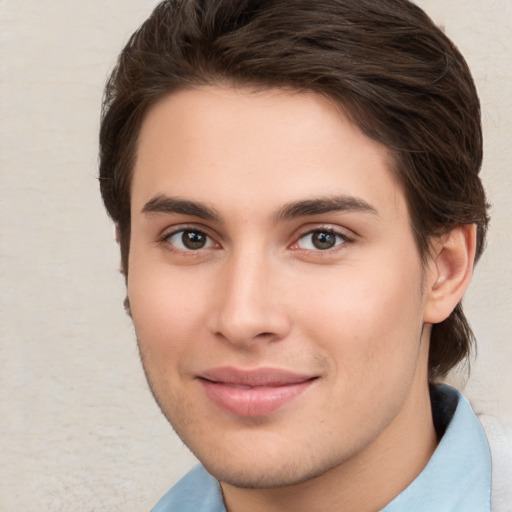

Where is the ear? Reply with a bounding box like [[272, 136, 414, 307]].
[[423, 224, 477, 324]]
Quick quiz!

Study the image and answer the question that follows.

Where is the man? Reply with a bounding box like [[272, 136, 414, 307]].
[[99, 1, 491, 510]]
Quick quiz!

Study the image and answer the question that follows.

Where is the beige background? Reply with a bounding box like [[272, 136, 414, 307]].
[[1, 1, 510, 510]]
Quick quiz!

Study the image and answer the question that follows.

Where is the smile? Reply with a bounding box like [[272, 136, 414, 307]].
[[198, 367, 317, 418]]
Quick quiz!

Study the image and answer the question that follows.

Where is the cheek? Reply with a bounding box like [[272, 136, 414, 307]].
[[296, 259, 425, 383], [127, 259, 211, 365], [128, 267, 211, 425]]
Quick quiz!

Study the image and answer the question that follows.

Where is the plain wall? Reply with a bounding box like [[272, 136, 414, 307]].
[[1, 1, 510, 510]]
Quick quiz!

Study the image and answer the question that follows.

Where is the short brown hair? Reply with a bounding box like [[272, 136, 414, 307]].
[[99, 0, 489, 380]]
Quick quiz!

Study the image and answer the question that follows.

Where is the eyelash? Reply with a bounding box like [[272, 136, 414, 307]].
[[159, 225, 354, 254], [161, 227, 218, 253], [292, 227, 353, 253]]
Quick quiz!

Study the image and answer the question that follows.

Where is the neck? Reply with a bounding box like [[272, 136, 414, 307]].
[[221, 372, 437, 512]]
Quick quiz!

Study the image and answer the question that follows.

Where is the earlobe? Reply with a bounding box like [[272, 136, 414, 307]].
[[423, 224, 477, 324]]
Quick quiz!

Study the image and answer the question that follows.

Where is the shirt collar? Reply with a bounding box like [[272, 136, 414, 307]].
[[382, 384, 492, 511]]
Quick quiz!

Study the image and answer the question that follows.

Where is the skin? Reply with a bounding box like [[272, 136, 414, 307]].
[[127, 86, 474, 512]]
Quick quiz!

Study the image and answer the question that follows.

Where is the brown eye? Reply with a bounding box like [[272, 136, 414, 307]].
[[297, 230, 346, 251], [182, 230, 207, 249], [312, 231, 336, 250], [167, 229, 214, 250]]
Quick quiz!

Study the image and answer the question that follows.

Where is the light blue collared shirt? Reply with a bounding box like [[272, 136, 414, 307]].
[[152, 385, 492, 512]]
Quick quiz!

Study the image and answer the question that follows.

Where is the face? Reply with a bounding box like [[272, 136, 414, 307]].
[[128, 86, 433, 489]]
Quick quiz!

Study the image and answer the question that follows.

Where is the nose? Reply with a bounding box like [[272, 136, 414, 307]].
[[207, 249, 291, 348]]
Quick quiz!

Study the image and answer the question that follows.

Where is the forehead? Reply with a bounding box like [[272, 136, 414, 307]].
[[132, 86, 406, 222]]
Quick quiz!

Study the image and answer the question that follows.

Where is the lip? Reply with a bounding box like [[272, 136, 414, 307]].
[[197, 367, 317, 418]]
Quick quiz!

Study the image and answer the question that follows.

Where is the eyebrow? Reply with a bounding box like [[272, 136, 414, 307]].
[[141, 194, 378, 223], [275, 196, 378, 221], [142, 195, 220, 220]]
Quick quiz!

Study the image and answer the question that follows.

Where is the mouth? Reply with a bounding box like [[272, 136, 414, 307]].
[[197, 367, 318, 418]]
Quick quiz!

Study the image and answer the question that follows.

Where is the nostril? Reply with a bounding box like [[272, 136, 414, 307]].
[[254, 332, 280, 341]]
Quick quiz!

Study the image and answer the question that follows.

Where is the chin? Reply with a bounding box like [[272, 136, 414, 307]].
[[197, 448, 342, 490]]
